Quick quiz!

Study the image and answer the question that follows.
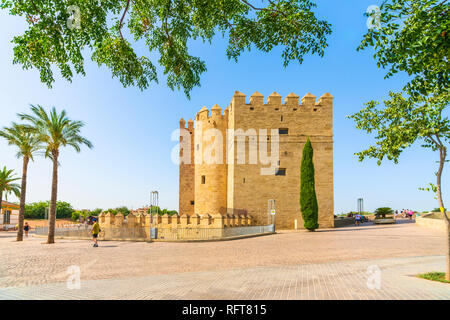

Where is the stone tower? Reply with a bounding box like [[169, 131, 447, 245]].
[[179, 91, 334, 229], [193, 105, 228, 215], [179, 118, 195, 215]]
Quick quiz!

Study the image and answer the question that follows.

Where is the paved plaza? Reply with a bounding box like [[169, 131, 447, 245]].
[[0, 220, 449, 299]]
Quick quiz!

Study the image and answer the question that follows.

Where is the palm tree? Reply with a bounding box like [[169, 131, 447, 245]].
[[0, 167, 21, 225], [19, 105, 93, 244], [0, 123, 41, 241]]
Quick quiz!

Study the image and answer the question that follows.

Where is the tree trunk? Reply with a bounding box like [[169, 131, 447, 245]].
[[17, 156, 29, 242], [0, 191, 3, 225], [446, 221, 450, 281], [47, 152, 59, 244], [435, 140, 449, 281]]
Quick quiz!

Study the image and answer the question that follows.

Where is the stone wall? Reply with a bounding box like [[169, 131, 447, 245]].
[[97, 212, 255, 241], [179, 118, 195, 216]]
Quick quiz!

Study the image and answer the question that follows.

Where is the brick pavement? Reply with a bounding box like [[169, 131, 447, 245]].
[[0, 255, 448, 299], [0, 221, 448, 299]]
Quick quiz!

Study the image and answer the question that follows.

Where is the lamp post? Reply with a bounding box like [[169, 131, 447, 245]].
[[357, 198, 364, 215], [150, 191, 159, 225]]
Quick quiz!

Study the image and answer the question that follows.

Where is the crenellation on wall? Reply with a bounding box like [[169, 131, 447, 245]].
[[232, 91, 246, 108], [301, 92, 316, 107], [284, 92, 300, 106], [250, 91, 264, 105], [267, 92, 282, 105]]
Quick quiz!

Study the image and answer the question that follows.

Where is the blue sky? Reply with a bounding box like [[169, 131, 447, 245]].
[[0, 0, 447, 213]]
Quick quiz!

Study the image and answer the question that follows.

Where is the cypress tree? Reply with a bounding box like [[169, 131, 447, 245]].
[[300, 138, 319, 231]]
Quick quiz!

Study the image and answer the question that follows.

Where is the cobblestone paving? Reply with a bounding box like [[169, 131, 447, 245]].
[[0, 221, 448, 299], [0, 255, 448, 300]]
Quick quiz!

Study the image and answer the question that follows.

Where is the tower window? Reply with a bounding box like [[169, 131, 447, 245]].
[[201, 175, 206, 184], [275, 168, 286, 176], [281, 115, 283, 122], [250, 107, 254, 110], [243, 178, 246, 183], [196, 144, 199, 150], [190, 201, 194, 205], [279, 128, 289, 134]]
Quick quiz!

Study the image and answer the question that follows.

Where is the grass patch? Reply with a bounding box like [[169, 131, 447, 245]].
[[417, 272, 449, 284]]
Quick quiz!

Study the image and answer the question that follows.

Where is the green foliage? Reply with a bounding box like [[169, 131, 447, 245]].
[[0, 0, 331, 97], [116, 206, 130, 216], [104, 206, 129, 216], [350, 0, 449, 218], [300, 138, 319, 231], [0, 166, 21, 201], [24, 201, 75, 219], [374, 207, 394, 218], [146, 206, 177, 216], [431, 208, 441, 212], [18, 105, 93, 159], [358, 0, 449, 99], [71, 210, 92, 221], [71, 211, 81, 221], [349, 92, 449, 165]]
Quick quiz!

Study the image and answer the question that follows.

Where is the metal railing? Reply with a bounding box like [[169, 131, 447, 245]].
[[223, 224, 275, 238]]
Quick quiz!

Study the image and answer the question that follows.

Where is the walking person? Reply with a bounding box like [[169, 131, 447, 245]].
[[91, 217, 100, 247], [354, 213, 361, 226], [23, 222, 30, 237], [408, 210, 413, 220]]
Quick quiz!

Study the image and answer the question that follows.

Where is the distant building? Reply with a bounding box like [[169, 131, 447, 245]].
[[0, 201, 19, 227]]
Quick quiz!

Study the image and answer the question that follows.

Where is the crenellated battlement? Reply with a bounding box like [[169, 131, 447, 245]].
[[230, 91, 333, 109], [180, 118, 194, 130], [194, 105, 229, 123], [184, 91, 332, 128], [98, 212, 254, 229]]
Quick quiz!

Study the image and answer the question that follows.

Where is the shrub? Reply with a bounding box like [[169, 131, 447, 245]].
[[116, 206, 130, 216], [25, 201, 75, 219], [91, 208, 103, 215], [300, 138, 319, 231]]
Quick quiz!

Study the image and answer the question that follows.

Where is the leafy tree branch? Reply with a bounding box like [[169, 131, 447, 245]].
[[0, 0, 331, 97]]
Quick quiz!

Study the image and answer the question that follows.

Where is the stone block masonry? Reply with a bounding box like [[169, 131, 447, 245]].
[[97, 212, 256, 241], [179, 91, 334, 229]]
